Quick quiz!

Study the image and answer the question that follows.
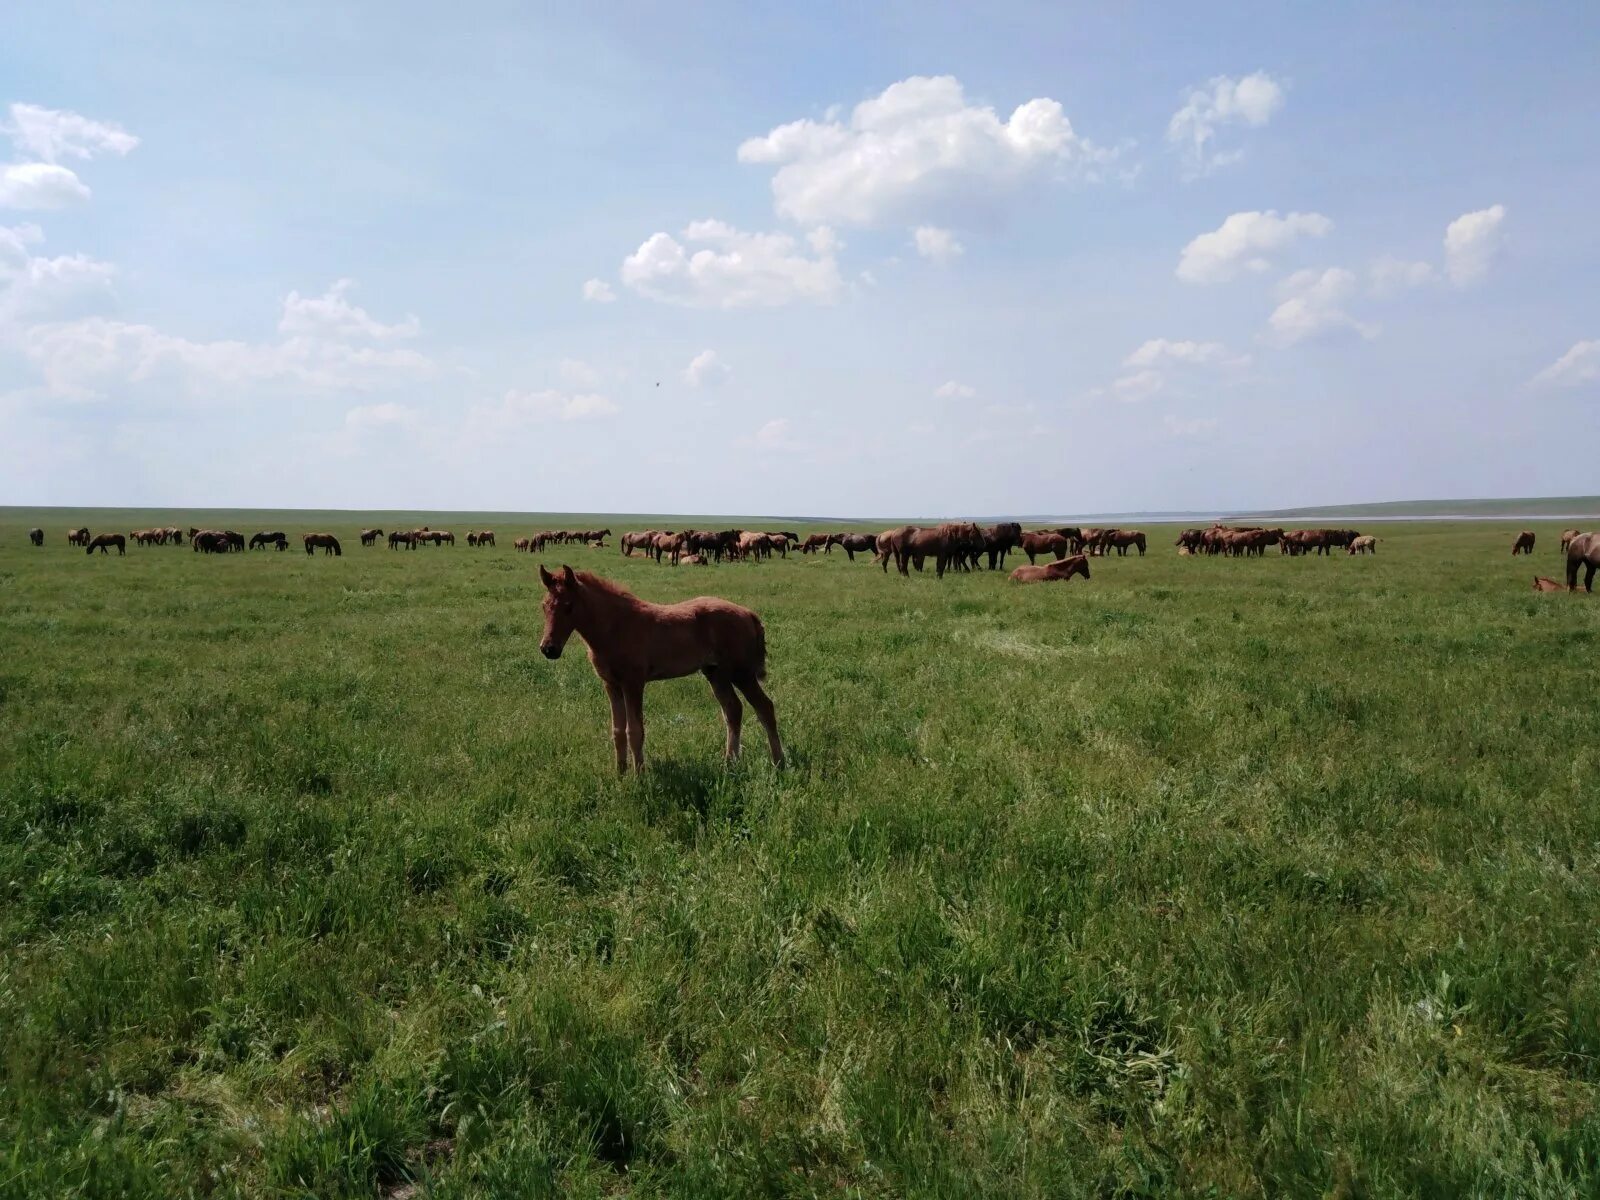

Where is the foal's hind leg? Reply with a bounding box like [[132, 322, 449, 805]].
[[733, 677, 784, 766], [703, 668, 743, 761]]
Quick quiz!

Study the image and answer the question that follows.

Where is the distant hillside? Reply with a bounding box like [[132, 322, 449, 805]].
[[1230, 496, 1600, 521]]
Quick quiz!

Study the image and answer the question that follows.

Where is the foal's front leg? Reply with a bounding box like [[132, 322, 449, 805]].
[[603, 680, 629, 774], [704, 670, 743, 760], [623, 681, 647, 770]]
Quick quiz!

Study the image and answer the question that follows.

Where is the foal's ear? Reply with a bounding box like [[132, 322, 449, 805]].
[[538, 564, 556, 589], [561, 564, 577, 586]]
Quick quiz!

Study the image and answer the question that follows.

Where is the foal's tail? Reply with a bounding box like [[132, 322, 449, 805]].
[[751, 613, 768, 680]]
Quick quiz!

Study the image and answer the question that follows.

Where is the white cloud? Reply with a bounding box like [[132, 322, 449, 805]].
[[1167, 72, 1285, 176], [345, 402, 421, 432], [1163, 415, 1219, 438], [558, 357, 603, 388], [464, 389, 618, 442], [1123, 338, 1242, 368], [581, 278, 616, 303], [751, 417, 798, 448], [1444, 204, 1506, 286], [1268, 268, 1377, 344], [0, 223, 116, 320], [736, 75, 1113, 227], [278, 279, 419, 341], [620, 219, 842, 308], [1177, 210, 1332, 283], [1368, 256, 1435, 295], [683, 348, 729, 387], [13, 279, 434, 402], [1529, 340, 1600, 390], [3, 103, 139, 162], [1113, 369, 1165, 403], [0, 161, 91, 209], [935, 379, 976, 399], [913, 225, 964, 263]]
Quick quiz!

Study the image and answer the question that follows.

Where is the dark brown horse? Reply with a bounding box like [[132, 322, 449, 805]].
[[1010, 554, 1090, 583], [28, 527, 43, 546], [537, 565, 782, 773], [389, 530, 417, 550], [249, 531, 288, 551], [360, 528, 383, 546], [86, 533, 126, 556], [1512, 530, 1536, 556], [303, 533, 342, 556]]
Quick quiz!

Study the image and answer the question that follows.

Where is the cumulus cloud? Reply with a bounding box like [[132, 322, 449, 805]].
[[13, 281, 434, 402], [464, 389, 618, 440], [0, 223, 115, 320], [1110, 338, 1249, 402], [935, 379, 976, 399], [750, 417, 798, 449], [683, 348, 729, 387], [581, 278, 616, 303], [1167, 72, 1285, 176], [913, 225, 963, 263], [1113, 369, 1165, 403], [345, 402, 421, 432], [1529, 340, 1600, 390], [0, 161, 91, 209], [1268, 268, 1377, 343], [620, 219, 842, 308], [1123, 338, 1244, 368], [736, 75, 1113, 227], [3, 103, 139, 162], [558, 358, 603, 389], [1444, 204, 1506, 286], [1163, 415, 1219, 438], [1368, 256, 1436, 296], [1177, 210, 1332, 283], [278, 279, 419, 341]]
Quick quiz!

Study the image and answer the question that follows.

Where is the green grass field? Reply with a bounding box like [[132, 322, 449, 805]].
[[3, 510, 1598, 1197]]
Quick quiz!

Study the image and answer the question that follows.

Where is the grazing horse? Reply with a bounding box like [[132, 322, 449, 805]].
[[837, 532, 876, 562], [389, 530, 417, 550], [67, 527, 91, 546], [1566, 532, 1600, 592], [1560, 528, 1581, 553], [476, 530, 495, 547], [1348, 535, 1377, 555], [28, 527, 43, 547], [194, 531, 231, 553], [1512, 530, 1536, 555], [86, 533, 126, 556], [303, 533, 342, 556], [1533, 576, 1565, 592], [1009, 554, 1091, 584], [537, 565, 783, 773], [249, 531, 288, 551], [360, 528, 383, 546]]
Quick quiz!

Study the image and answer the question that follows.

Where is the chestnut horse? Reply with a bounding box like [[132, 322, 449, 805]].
[[1533, 576, 1565, 592], [1010, 554, 1090, 583], [537, 565, 783, 773]]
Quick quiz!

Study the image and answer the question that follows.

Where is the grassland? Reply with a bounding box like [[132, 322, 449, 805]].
[[2, 510, 1598, 1198]]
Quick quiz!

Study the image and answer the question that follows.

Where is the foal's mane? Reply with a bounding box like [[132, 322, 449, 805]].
[[573, 570, 647, 608]]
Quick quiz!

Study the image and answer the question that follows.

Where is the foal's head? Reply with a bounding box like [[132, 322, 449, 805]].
[[538, 564, 581, 659]]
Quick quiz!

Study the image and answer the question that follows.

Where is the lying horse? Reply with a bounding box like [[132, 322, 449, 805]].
[[537, 565, 783, 774], [303, 533, 342, 556], [1533, 576, 1565, 592], [1009, 554, 1090, 584], [86, 533, 126, 556]]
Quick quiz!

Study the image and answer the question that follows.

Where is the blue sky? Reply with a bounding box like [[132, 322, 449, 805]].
[[2, 1, 1597, 516]]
